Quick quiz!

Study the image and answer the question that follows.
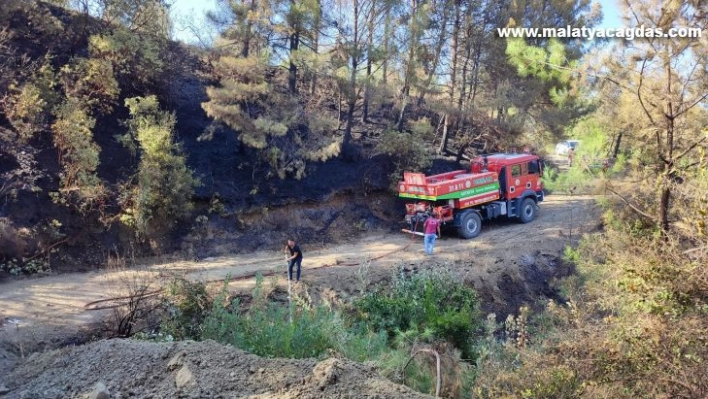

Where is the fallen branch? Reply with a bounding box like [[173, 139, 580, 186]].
[[682, 245, 707, 255], [606, 186, 658, 224], [658, 377, 702, 398], [402, 348, 442, 398], [24, 237, 70, 262]]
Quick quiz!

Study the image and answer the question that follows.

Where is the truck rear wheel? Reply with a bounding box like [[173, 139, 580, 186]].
[[519, 198, 537, 223], [458, 211, 482, 239]]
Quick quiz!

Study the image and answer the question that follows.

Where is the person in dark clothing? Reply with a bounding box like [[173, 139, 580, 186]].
[[285, 239, 303, 282]]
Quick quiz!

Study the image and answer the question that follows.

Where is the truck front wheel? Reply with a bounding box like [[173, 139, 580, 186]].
[[519, 198, 537, 223], [457, 211, 482, 239]]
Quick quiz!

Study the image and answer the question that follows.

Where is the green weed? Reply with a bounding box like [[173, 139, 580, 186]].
[[354, 266, 482, 361]]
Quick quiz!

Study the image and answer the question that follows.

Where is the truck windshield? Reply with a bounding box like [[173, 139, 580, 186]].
[[528, 161, 540, 174]]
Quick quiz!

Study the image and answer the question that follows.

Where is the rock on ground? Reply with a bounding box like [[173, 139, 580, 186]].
[[89, 382, 110, 399], [0, 346, 17, 390]]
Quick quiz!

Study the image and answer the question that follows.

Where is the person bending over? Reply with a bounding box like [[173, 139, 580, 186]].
[[285, 239, 303, 282]]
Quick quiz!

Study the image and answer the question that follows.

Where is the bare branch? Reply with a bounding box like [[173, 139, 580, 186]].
[[678, 62, 700, 103], [636, 58, 658, 128], [402, 348, 442, 398], [606, 186, 658, 224], [673, 92, 708, 120], [673, 136, 707, 162]]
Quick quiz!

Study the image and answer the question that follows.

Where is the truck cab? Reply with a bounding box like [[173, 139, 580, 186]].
[[470, 153, 544, 203]]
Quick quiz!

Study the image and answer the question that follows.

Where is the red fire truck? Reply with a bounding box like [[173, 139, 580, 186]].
[[398, 153, 545, 238]]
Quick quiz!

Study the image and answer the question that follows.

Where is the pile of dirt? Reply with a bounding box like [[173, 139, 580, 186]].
[[2, 339, 432, 399], [0, 346, 16, 394]]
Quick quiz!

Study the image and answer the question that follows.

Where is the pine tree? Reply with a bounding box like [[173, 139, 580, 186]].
[[597, 0, 707, 237], [51, 97, 104, 203], [202, 9, 340, 179], [99, 0, 173, 38], [332, 0, 380, 154], [121, 95, 197, 239]]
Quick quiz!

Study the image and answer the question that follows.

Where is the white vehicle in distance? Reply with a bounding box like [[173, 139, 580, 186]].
[[555, 140, 580, 155]]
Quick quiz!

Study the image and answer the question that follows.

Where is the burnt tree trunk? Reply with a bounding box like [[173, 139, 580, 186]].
[[288, 30, 299, 94], [361, 0, 376, 123], [612, 130, 623, 158], [342, 0, 360, 155], [417, 0, 450, 106]]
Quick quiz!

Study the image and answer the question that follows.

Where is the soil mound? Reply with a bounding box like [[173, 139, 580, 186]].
[[3, 339, 432, 399]]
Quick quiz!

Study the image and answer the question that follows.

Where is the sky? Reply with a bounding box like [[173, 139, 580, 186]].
[[170, 0, 219, 45], [595, 0, 623, 29], [169, 0, 625, 44]]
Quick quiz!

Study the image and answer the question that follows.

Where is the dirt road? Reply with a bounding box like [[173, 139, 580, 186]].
[[0, 194, 600, 398], [0, 194, 599, 348]]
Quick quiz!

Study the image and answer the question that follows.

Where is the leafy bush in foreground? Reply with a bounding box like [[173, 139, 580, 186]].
[[354, 267, 482, 361], [201, 275, 389, 359], [157, 272, 481, 397]]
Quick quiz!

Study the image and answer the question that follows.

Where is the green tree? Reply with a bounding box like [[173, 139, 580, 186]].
[[88, 30, 164, 91], [274, 0, 322, 94], [59, 56, 120, 115], [595, 0, 707, 236], [496, 0, 598, 133], [433, 0, 599, 156], [394, 0, 430, 131], [3, 60, 60, 142], [360, 0, 396, 122], [96, 0, 173, 38], [332, 0, 387, 152], [208, 0, 275, 58], [355, 268, 482, 361], [51, 97, 104, 203], [202, 1, 340, 180], [120, 95, 198, 241]]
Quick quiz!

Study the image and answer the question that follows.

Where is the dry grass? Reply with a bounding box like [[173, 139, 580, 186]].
[[473, 193, 708, 398], [99, 254, 164, 337]]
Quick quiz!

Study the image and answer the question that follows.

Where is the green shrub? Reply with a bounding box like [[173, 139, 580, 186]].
[[474, 207, 708, 399], [330, 323, 389, 362], [610, 153, 627, 175], [158, 272, 479, 398], [0, 258, 49, 276], [51, 97, 103, 200], [354, 267, 482, 361], [519, 366, 583, 399], [198, 275, 391, 360], [160, 278, 212, 340], [60, 56, 120, 115], [374, 341, 477, 398], [542, 163, 597, 194], [204, 299, 338, 358], [5, 61, 59, 141], [119, 95, 198, 240], [89, 30, 164, 89]]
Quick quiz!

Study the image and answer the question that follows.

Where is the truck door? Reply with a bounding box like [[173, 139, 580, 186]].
[[498, 166, 507, 195], [527, 160, 543, 192], [508, 163, 523, 199]]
